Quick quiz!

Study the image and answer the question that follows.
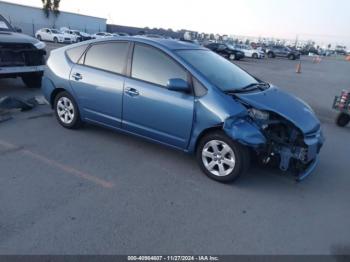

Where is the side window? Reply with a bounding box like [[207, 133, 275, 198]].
[[84, 42, 129, 74], [131, 44, 187, 87], [66, 44, 88, 63]]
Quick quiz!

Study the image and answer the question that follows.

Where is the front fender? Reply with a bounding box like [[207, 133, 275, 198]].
[[223, 117, 266, 147]]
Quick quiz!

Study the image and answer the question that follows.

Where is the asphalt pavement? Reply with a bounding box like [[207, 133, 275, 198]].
[[0, 46, 349, 255]]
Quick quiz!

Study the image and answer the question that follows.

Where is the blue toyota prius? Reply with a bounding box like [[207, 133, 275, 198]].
[[42, 37, 324, 182]]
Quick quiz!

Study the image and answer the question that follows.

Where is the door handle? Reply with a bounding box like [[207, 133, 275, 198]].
[[72, 72, 83, 81], [125, 87, 139, 97]]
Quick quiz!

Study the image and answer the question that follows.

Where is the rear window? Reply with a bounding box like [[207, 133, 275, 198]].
[[84, 42, 129, 74], [66, 44, 88, 63]]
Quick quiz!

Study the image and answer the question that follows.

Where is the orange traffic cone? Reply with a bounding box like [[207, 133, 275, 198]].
[[296, 61, 302, 73]]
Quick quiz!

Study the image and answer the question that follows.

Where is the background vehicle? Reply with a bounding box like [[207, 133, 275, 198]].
[[60, 28, 82, 42], [0, 14, 46, 88], [333, 90, 350, 127], [233, 44, 265, 59], [35, 28, 74, 43], [205, 43, 244, 60], [43, 37, 323, 182], [91, 32, 112, 39], [266, 46, 301, 60]]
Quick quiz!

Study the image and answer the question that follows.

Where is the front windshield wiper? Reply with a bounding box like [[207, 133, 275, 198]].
[[227, 82, 270, 93]]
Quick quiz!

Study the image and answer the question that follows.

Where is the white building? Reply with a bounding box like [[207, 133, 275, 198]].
[[0, 0, 107, 35]]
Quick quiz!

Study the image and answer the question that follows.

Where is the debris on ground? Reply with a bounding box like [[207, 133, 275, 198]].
[[0, 96, 35, 111], [0, 110, 12, 123], [0, 96, 48, 123]]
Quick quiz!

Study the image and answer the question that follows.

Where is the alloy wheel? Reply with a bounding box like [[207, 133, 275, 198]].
[[56, 97, 75, 125], [202, 140, 236, 177]]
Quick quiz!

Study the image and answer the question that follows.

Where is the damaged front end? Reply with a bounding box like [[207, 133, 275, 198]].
[[224, 110, 324, 181]]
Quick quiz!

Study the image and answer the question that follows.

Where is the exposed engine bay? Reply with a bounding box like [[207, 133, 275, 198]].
[[224, 103, 324, 181]]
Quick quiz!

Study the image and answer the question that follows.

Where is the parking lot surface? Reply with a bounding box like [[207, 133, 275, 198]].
[[0, 44, 350, 255]]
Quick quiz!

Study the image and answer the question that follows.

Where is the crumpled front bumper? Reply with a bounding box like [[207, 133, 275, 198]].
[[223, 117, 324, 181], [275, 129, 324, 180]]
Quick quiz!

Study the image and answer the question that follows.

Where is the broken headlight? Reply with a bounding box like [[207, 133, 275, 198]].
[[248, 108, 269, 121]]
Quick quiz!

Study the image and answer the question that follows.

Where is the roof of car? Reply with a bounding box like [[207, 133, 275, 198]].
[[92, 36, 206, 51]]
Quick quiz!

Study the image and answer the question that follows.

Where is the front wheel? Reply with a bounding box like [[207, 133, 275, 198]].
[[196, 131, 250, 183], [252, 53, 258, 59], [268, 52, 275, 58], [336, 113, 350, 127], [54, 91, 82, 129]]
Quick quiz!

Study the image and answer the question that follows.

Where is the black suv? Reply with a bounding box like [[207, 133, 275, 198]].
[[205, 43, 245, 61], [266, 46, 300, 60], [0, 14, 46, 88]]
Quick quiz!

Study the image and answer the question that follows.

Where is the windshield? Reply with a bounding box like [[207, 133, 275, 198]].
[[177, 50, 258, 91], [0, 15, 13, 32], [227, 44, 236, 50]]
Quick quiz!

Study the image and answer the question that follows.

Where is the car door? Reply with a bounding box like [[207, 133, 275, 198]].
[[122, 43, 194, 149], [69, 41, 130, 128], [43, 29, 51, 41], [275, 47, 284, 57]]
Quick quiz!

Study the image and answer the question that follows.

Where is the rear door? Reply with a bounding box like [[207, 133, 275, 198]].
[[69, 41, 130, 127], [122, 44, 194, 149]]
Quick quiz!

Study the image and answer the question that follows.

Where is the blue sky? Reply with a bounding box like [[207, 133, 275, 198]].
[[4, 0, 350, 46]]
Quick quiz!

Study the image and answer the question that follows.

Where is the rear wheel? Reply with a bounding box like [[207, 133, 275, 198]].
[[53, 37, 58, 43], [336, 113, 350, 127], [196, 131, 250, 183], [252, 53, 258, 59], [37, 35, 42, 41], [54, 91, 82, 129], [21, 73, 42, 88], [288, 54, 296, 60]]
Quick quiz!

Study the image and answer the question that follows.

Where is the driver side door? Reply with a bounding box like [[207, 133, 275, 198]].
[[122, 44, 194, 149]]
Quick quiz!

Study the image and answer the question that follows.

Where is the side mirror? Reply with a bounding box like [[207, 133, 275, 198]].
[[167, 78, 190, 92]]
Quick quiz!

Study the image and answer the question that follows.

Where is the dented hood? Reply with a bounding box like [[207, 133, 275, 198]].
[[235, 86, 320, 134]]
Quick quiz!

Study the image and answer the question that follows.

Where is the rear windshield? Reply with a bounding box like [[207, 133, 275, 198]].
[[177, 49, 258, 91]]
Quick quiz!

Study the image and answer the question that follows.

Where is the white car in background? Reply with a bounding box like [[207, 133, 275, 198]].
[[233, 44, 265, 59], [60, 28, 81, 42], [91, 32, 113, 39], [35, 28, 74, 43]]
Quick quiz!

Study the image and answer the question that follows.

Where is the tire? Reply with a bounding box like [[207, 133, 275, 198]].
[[229, 54, 236, 60], [268, 52, 275, 58], [54, 91, 82, 129], [37, 35, 42, 41], [21, 73, 42, 88], [196, 131, 250, 183], [336, 113, 350, 127], [288, 54, 296, 60], [252, 53, 258, 59], [53, 37, 58, 43]]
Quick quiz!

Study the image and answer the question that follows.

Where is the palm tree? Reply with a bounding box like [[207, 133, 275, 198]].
[[42, 0, 61, 18]]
